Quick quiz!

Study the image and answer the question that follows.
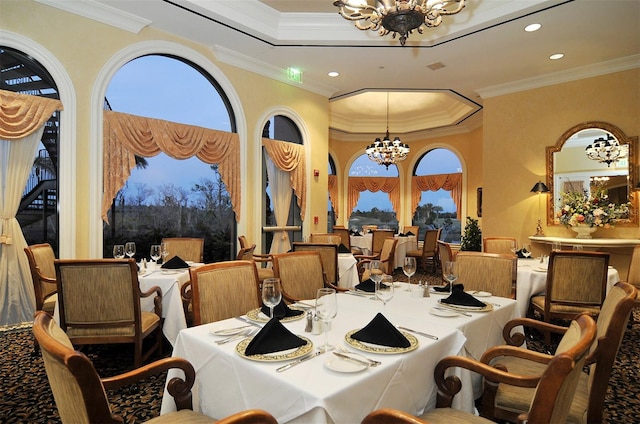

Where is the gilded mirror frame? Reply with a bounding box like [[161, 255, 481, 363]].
[[546, 121, 638, 226]]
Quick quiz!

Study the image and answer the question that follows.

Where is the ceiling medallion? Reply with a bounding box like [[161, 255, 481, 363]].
[[333, 0, 466, 46]]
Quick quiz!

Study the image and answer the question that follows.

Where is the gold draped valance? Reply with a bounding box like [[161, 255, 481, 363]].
[[103, 110, 241, 223], [0, 90, 63, 139], [262, 138, 306, 220], [328, 175, 338, 218], [411, 173, 462, 220], [347, 177, 400, 218]]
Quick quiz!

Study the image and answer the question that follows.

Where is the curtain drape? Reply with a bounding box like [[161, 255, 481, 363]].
[[266, 156, 293, 254], [0, 90, 63, 325], [411, 173, 463, 220], [102, 110, 241, 223], [262, 138, 306, 219], [328, 175, 338, 218], [347, 177, 400, 218]]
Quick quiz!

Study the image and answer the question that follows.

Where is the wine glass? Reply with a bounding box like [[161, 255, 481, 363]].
[[125, 242, 136, 259], [160, 242, 170, 263], [150, 245, 161, 264], [112, 245, 125, 259], [315, 288, 337, 352], [368, 260, 383, 286], [443, 261, 458, 295], [403, 257, 417, 291], [376, 274, 394, 314], [261, 278, 282, 320]]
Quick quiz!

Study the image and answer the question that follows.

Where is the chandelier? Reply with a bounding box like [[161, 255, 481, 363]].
[[365, 93, 410, 169], [585, 134, 627, 167], [333, 0, 466, 46]]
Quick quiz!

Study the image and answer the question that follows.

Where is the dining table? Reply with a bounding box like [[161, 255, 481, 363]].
[[337, 252, 359, 289], [515, 258, 620, 318], [350, 234, 418, 269], [160, 282, 517, 422]]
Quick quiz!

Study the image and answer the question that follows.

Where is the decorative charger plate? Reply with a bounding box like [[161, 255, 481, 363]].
[[429, 308, 458, 318], [245, 307, 305, 323], [437, 299, 494, 313], [344, 329, 418, 354], [235, 335, 313, 362]]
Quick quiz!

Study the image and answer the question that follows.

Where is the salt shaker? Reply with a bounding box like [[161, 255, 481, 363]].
[[422, 280, 430, 297], [304, 310, 313, 332], [312, 313, 322, 335]]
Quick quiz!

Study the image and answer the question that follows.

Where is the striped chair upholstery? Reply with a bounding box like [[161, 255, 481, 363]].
[[24, 243, 58, 315], [484, 282, 636, 424], [292, 242, 339, 287], [483, 237, 517, 255], [273, 251, 327, 302], [455, 251, 515, 298], [310, 233, 341, 245], [626, 245, 640, 311], [371, 229, 395, 255], [406, 228, 441, 273], [332, 226, 362, 254], [358, 237, 398, 280], [54, 259, 162, 368], [160, 237, 204, 263]]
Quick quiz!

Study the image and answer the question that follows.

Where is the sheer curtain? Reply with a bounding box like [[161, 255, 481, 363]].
[[266, 155, 293, 254]]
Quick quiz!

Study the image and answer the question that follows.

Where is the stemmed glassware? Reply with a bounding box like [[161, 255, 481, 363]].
[[261, 278, 282, 320], [315, 288, 338, 352], [368, 260, 383, 286], [112, 245, 125, 259], [403, 257, 416, 291], [160, 242, 170, 263], [443, 261, 458, 295], [125, 242, 136, 260], [150, 245, 161, 264], [376, 274, 394, 314]]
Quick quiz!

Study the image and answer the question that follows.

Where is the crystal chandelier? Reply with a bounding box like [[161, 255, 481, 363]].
[[365, 93, 410, 169], [333, 0, 466, 46], [585, 134, 627, 167]]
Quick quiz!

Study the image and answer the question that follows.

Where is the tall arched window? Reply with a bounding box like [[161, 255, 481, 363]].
[[347, 154, 399, 231], [3, 47, 61, 255], [103, 54, 236, 261], [413, 148, 462, 243]]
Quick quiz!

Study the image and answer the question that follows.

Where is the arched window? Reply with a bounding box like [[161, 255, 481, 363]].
[[413, 148, 462, 243], [262, 115, 303, 254], [103, 54, 236, 261], [347, 154, 399, 231], [3, 47, 61, 255]]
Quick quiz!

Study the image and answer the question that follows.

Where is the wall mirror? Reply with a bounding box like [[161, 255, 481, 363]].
[[546, 121, 638, 226]]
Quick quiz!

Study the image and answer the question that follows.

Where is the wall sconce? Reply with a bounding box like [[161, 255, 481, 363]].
[[530, 180, 550, 236]]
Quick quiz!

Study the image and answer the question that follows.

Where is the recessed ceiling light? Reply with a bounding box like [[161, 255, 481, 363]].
[[525, 23, 541, 32], [328, 71, 339, 77], [549, 53, 564, 60]]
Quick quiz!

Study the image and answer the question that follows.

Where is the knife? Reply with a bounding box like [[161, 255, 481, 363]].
[[397, 326, 439, 340], [435, 305, 472, 317], [235, 316, 264, 328], [276, 351, 323, 372], [333, 351, 377, 367]]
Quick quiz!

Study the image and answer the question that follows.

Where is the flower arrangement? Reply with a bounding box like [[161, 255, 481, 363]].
[[556, 187, 630, 228]]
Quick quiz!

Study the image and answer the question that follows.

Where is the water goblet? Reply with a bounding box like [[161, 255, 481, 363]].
[[368, 260, 383, 286], [150, 245, 161, 264], [112, 245, 125, 259], [443, 261, 458, 295], [403, 257, 417, 291], [160, 242, 170, 263], [551, 241, 562, 252], [125, 242, 136, 259], [376, 274, 394, 314], [315, 288, 337, 352], [261, 278, 282, 320]]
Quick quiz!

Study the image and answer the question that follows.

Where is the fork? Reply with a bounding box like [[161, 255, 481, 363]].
[[338, 347, 381, 366], [215, 328, 257, 345]]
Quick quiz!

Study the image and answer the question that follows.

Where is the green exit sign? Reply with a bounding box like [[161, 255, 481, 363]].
[[287, 67, 302, 83]]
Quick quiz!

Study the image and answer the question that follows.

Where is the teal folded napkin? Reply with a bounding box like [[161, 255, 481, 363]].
[[245, 318, 306, 355], [351, 313, 410, 348]]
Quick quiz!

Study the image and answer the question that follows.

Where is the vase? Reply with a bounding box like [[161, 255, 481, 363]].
[[571, 225, 597, 239]]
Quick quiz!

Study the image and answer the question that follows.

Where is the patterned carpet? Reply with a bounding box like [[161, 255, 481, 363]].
[[1, 270, 638, 423]]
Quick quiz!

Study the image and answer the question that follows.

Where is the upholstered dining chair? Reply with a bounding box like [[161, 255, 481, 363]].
[[357, 237, 398, 281], [371, 229, 395, 256], [332, 226, 362, 254], [406, 228, 441, 273], [54, 258, 163, 368], [529, 250, 609, 345], [24, 243, 58, 315], [310, 233, 341, 245], [185, 260, 262, 326], [160, 237, 204, 263], [292, 242, 339, 287], [483, 236, 517, 255], [238, 235, 274, 282], [455, 251, 515, 298], [436, 240, 455, 283], [484, 282, 636, 424], [32, 311, 277, 424], [402, 225, 420, 239], [361, 314, 596, 424], [625, 245, 640, 315], [272, 251, 341, 302]]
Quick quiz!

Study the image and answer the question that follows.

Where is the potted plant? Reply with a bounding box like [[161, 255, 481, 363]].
[[460, 217, 482, 251]]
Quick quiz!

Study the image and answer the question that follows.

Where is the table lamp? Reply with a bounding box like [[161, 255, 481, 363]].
[[530, 181, 550, 236]]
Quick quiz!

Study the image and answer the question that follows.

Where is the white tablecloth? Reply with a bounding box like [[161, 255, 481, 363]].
[[515, 259, 620, 318], [350, 235, 418, 270], [337, 253, 359, 289], [161, 283, 517, 422]]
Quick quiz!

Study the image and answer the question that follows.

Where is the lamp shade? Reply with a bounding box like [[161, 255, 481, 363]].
[[530, 181, 549, 193]]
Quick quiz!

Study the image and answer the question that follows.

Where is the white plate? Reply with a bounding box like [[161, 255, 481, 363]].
[[245, 307, 305, 323], [210, 326, 252, 336], [466, 291, 492, 297], [324, 355, 367, 373], [430, 308, 458, 317], [160, 269, 180, 274], [437, 299, 494, 312]]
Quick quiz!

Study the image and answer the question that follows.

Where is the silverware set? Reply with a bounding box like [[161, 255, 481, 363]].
[[335, 348, 381, 366], [433, 305, 472, 317], [214, 328, 258, 345]]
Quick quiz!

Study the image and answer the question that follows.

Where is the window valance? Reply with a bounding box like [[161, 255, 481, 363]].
[[0, 89, 63, 139], [347, 177, 400, 218], [102, 110, 241, 223], [262, 138, 306, 219], [411, 173, 462, 220], [328, 175, 338, 218]]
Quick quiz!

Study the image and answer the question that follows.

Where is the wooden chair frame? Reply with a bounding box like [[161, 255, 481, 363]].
[[436, 240, 455, 284], [406, 228, 441, 273], [24, 243, 57, 314]]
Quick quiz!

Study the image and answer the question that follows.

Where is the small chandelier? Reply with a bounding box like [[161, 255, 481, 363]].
[[333, 0, 466, 46], [365, 93, 410, 169], [585, 134, 627, 167]]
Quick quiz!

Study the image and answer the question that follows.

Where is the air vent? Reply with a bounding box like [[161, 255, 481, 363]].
[[427, 62, 445, 71]]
